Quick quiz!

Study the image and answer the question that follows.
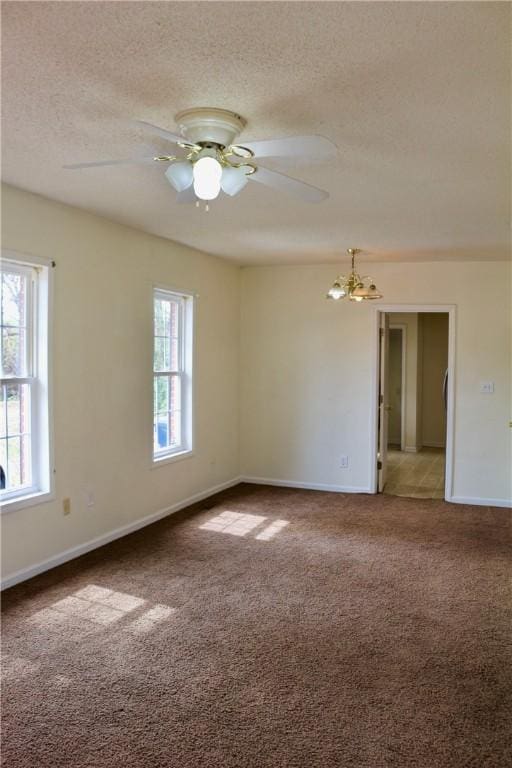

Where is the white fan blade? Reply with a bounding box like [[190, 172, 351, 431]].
[[235, 135, 337, 160], [135, 120, 196, 147], [249, 166, 329, 203], [63, 156, 158, 170], [176, 186, 197, 204]]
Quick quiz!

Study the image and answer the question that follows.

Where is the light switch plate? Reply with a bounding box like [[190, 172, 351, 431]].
[[480, 381, 495, 394]]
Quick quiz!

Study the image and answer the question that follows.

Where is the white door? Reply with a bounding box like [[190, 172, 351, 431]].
[[378, 313, 390, 492]]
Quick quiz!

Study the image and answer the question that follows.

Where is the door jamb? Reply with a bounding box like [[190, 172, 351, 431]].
[[369, 305, 456, 501]]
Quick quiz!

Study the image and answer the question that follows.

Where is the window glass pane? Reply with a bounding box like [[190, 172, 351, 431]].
[[5, 383, 30, 436], [6, 382, 20, 434], [170, 300, 179, 338], [154, 376, 169, 413], [154, 336, 170, 372], [1, 268, 28, 377], [0, 438, 6, 486], [154, 298, 171, 337], [0, 381, 31, 492], [169, 375, 181, 413], [0, 386, 6, 439], [169, 376, 182, 449], [153, 376, 182, 454], [170, 336, 179, 371], [20, 435, 32, 487], [1, 327, 27, 377], [170, 409, 181, 448], [7, 436, 21, 489], [154, 412, 169, 451], [1, 270, 26, 328]]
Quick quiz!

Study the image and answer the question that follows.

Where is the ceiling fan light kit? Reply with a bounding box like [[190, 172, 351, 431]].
[[164, 161, 193, 192], [64, 107, 336, 207], [326, 248, 383, 303], [220, 165, 250, 196]]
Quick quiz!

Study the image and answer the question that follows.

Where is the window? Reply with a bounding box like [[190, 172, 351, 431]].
[[153, 287, 193, 463], [1, 254, 52, 508]]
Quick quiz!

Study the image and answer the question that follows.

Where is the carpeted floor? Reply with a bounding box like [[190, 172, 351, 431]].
[[2, 484, 511, 768]]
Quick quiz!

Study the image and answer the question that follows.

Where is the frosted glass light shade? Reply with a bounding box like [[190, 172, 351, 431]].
[[326, 280, 346, 300], [351, 283, 383, 300], [220, 165, 249, 196], [165, 161, 194, 192], [193, 157, 222, 200]]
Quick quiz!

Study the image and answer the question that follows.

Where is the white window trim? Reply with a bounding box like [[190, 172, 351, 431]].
[[1, 250, 55, 513], [151, 284, 195, 467]]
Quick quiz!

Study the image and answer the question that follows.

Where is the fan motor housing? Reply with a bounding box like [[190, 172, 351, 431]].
[[175, 108, 246, 148]]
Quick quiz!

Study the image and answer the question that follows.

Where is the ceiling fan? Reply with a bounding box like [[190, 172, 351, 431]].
[[63, 107, 336, 208]]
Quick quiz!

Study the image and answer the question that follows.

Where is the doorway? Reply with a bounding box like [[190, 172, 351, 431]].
[[373, 306, 455, 500]]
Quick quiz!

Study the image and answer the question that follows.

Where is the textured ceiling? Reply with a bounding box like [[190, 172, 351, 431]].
[[1, 1, 510, 265]]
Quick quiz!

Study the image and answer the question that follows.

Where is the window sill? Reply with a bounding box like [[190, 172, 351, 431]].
[[1, 489, 55, 514], [151, 449, 194, 469]]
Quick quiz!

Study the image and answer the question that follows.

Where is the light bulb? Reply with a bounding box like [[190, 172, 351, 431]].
[[326, 280, 346, 300], [193, 157, 222, 200], [221, 165, 249, 197], [165, 161, 193, 192]]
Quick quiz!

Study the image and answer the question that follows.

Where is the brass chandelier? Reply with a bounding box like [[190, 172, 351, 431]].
[[326, 248, 383, 302]]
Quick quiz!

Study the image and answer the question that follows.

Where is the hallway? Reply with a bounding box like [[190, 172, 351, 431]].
[[385, 448, 445, 499]]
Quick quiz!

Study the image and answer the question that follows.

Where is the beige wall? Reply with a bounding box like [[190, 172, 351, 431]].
[[421, 313, 449, 447], [240, 261, 512, 503], [1, 184, 240, 580]]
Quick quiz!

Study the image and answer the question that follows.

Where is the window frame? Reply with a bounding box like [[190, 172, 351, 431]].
[[1, 250, 54, 513], [151, 285, 194, 466]]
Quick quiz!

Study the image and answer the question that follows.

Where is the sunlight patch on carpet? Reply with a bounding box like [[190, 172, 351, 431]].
[[199, 511, 267, 536], [255, 519, 289, 540], [128, 605, 177, 634], [27, 584, 176, 634]]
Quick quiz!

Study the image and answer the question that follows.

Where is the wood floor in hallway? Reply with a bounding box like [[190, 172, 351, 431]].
[[385, 447, 445, 499]]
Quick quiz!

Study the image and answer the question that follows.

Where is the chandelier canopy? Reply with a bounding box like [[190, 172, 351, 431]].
[[326, 248, 383, 302]]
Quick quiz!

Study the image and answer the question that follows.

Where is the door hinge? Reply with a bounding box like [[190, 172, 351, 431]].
[[377, 460, 382, 470]]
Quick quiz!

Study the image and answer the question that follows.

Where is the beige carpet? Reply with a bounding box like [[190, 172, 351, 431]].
[[1, 484, 511, 767]]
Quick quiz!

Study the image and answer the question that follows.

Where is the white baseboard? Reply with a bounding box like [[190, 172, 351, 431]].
[[449, 495, 512, 509], [423, 441, 446, 449], [240, 476, 372, 494], [1, 477, 242, 590], [404, 446, 419, 453]]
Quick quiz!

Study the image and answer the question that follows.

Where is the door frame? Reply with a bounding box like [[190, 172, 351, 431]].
[[389, 323, 407, 452], [369, 304, 456, 500]]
